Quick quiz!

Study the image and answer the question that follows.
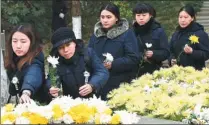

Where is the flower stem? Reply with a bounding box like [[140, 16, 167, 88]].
[[177, 51, 183, 63]]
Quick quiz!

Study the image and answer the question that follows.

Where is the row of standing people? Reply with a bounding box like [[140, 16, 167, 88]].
[[4, 3, 209, 104]]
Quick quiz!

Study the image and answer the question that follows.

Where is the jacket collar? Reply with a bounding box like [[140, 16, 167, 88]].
[[94, 18, 129, 39]]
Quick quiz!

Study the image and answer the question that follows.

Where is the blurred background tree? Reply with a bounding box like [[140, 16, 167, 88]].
[[1, 0, 203, 45]]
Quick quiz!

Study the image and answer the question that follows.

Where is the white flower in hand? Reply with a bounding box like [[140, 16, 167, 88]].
[[47, 55, 59, 68], [145, 43, 152, 48], [103, 53, 114, 63], [59, 13, 65, 19], [12, 77, 19, 84]]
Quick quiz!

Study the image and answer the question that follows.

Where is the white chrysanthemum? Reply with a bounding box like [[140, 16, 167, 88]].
[[12, 76, 19, 84], [14, 102, 36, 115], [194, 103, 202, 116], [182, 119, 191, 124], [103, 53, 114, 63], [96, 114, 111, 124], [2, 120, 13, 124], [47, 55, 59, 68], [63, 114, 74, 124], [15, 116, 30, 124], [52, 117, 63, 124], [145, 43, 152, 48], [87, 115, 95, 124], [86, 95, 109, 113], [144, 85, 152, 93], [114, 110, 140, 124], [202, 108, 209, 121], [59, 13, 65, 19]]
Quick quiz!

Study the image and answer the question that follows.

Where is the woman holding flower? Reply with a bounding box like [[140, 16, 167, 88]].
[[88, 3, 140, 100], [4, 23, 47, 104], [170, 5, 209, 70], [132, 3, 170, 77], [49, 27, 109, 99]]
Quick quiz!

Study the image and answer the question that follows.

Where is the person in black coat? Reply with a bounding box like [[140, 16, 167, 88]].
[[49, 27, 109, 99], [170, 5, 209, 70], [88, 3, 140, 100], [4, 24, 47, 104], [52, 0, 67, 32], [132, 3, 170, 77]]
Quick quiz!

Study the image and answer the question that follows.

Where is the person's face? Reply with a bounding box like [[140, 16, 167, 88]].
[[178, 11, 194, 28], [12, 31, 31, 57], [100, 10, 118, 29], [58, 42, 76, 59], [135, 13, 152, 25]]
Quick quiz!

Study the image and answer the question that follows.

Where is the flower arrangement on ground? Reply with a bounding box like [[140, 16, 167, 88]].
[[1, 96, 140, 124], [107, 65, 209, 124]]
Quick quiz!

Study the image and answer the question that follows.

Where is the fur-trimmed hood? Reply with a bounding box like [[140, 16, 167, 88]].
[[94, 18, 129, 39]]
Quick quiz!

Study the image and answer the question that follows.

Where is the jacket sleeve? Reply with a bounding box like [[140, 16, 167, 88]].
[[150, 28, 170, 62], [88, 35, 95, 48], [88, 48, 109, 92], [111, 29, 140, 72], [21, 61, 44, 96], [190, 31, 209, 61]]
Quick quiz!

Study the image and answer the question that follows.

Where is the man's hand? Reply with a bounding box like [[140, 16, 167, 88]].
[[49, 86, 60, 97], [79, 84, 93, 96]]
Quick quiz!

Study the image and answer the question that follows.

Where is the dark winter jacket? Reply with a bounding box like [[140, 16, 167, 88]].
[[88, 18, 140, 100], [169, 22, 209, 70], [133, 18, 170, 76], [56, 48, 109, 99], [7, 52, 47, 101]]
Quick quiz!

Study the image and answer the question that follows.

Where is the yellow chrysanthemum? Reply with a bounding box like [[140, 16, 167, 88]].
[[103, 108, 112, 115], [68, 104, 96, 124], [4, 103, 15, 112], [52, 104, 64, 120], [110, 114, 120, 124], [22, 111, 48, 124], [189, 35, 199, 44], [94, 114, 101, 124], [1, 113, 17, 124]]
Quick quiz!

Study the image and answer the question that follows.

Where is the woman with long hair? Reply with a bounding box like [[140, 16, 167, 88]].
[[4, 23, 46, 104]]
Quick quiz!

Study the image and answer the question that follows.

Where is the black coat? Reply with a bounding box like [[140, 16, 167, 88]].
[[52, 0, 67, 32], [88, 19, 140, 100], [170, 22, 209, 70], [56, 48, 109, 99], [133, 18, 170, 76]]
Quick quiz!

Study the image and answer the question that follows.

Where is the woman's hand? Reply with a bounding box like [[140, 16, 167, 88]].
[[79, 84, 93, 96], [49, 86, 60, 97], [184, 44, 193, 54], [19, 90, 31, 103], [103, 62, 112, 69]]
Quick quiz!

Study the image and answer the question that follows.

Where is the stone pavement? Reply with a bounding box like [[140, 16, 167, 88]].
[[138, 116, 184, 124]]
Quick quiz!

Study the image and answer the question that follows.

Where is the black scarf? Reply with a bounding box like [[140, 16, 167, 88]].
[[59, 51, 80, 65], [134, 17, 154, 36]]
